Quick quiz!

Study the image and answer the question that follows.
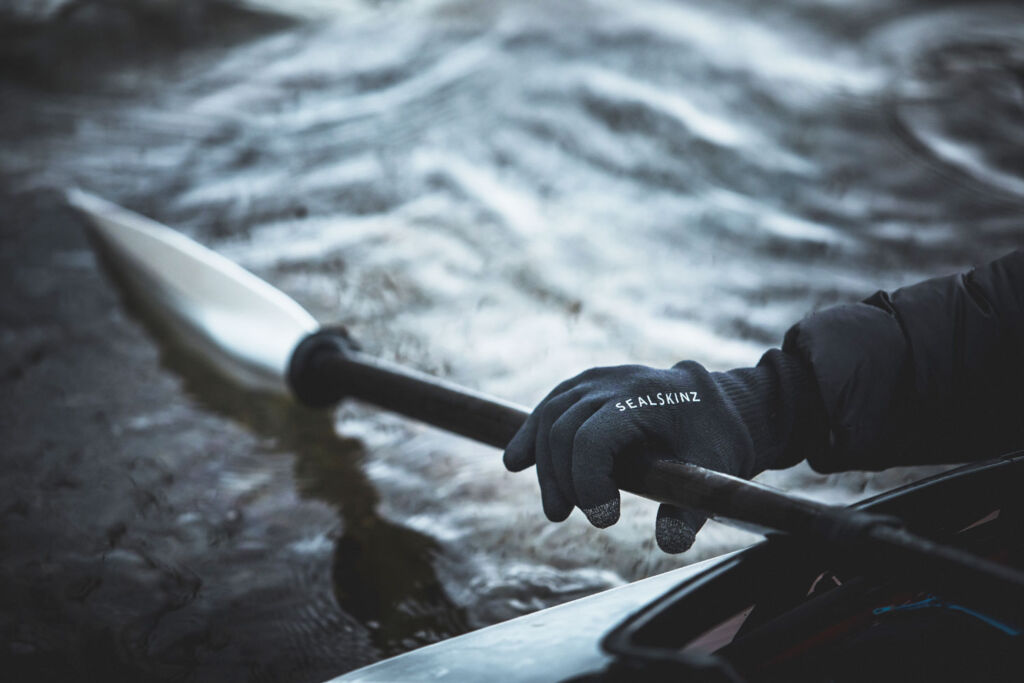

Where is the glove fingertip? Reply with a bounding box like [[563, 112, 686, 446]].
[[503, 425, 537, 471], [655, 515, 696, 554], [503, 446, 532, 472], [543, 502, 573, 523], [582, 496, 620, 529], [541, 487, 573, 523]]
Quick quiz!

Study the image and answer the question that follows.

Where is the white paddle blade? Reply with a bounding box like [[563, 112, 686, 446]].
[[67, 189, 318, 394]]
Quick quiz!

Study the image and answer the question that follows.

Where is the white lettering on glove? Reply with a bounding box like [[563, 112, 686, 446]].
[[615, 391, 700, 411]]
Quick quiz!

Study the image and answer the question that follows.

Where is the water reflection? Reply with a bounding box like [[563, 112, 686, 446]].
[[106, 250, 469, 655]]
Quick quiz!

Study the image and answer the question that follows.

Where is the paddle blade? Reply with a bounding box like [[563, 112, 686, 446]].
[[67, 189, 318, 394]]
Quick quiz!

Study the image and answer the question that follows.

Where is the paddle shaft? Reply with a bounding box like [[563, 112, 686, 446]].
[[318, 349, 527, 449], [300, 347, 802, 520], [292, 337, 1024, 612]]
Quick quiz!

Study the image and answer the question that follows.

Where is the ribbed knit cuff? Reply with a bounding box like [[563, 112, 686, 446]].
[[713, 364, 780, 477], [715, 349, 827, 476], [760, 348, 828, 471]]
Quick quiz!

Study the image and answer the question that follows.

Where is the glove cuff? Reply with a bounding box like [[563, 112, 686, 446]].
[[714, 349, 827, 476]]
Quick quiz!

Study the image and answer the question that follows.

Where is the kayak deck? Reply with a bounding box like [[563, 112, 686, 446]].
[[605, 453, 1024, 681]]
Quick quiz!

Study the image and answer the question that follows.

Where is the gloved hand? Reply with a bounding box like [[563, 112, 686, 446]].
[[503, 350, 818, 553]]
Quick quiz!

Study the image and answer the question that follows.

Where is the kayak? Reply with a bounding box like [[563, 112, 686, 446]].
[[328, 453, 1024, 682], [604, 453, 1024, 682]]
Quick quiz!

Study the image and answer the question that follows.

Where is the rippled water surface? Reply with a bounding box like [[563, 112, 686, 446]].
[[1, 0, 1022, 679]]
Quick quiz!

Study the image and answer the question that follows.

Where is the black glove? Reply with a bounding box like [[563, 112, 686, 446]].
[[503, 350, 820, 553]]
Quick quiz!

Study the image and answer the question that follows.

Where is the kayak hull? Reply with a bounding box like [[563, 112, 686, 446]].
[[325, 554, 733, 682]]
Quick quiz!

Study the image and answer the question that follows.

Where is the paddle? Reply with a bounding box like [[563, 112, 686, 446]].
[[68, 189, 1024, 617]]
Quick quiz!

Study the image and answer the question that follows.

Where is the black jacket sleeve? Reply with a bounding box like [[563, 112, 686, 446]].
[[780, 249, 1024, 473]]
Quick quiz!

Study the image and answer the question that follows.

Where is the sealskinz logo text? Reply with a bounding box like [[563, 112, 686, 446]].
[[616, 391, 701, 411]]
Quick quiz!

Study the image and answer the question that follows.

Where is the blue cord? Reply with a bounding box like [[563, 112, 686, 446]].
[[873, 595, 1021, 637]]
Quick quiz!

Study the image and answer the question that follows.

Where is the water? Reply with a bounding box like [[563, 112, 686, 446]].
[[1, 0, 1022, 678]]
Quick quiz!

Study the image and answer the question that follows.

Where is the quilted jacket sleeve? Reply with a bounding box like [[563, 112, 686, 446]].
[[780, 250, 1024, 473]]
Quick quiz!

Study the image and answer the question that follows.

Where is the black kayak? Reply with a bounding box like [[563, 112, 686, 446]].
[[330, 453, 1024, 682]]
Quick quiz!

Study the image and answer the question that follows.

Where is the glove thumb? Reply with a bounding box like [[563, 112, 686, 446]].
[[656, 504, 707, 554]]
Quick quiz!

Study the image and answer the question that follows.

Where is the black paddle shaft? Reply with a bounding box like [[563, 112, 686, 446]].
[[287, 329, 1024, 612], [287, 328, 527, 448]]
